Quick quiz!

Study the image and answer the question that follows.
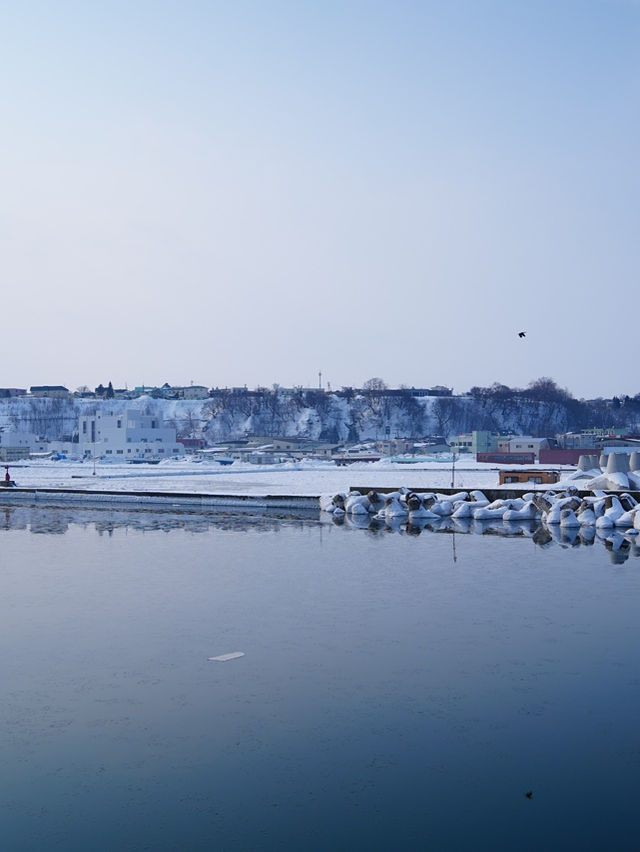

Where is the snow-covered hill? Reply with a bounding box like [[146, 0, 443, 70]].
[[0, 387, 635, 444]]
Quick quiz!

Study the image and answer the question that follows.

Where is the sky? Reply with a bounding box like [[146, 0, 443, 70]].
[[1, 0, 638, 399]]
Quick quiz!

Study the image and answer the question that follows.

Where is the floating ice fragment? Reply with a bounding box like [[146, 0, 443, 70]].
[[208, 652, 245, 662]]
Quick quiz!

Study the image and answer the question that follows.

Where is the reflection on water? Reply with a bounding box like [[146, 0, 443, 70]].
[[2, 503, 639, 563], [326, 510, 640, 563], [0, 504, 318, 536]]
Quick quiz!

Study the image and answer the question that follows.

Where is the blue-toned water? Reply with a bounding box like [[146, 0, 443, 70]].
[[2, 505, 639, 851]]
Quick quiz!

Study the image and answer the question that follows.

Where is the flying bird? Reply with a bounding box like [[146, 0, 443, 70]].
[[524, 791, 534, 799], [518, 331, 526, 338]]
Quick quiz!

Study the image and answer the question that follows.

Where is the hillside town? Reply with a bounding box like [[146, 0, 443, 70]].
[[0, 380, 639, 467]]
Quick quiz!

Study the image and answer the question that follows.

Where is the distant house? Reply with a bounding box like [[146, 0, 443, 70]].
[[30, 385, 70, 398], [507, 437, 550, 461], [499, 469, 559, 485], [0, 429, 38, 461], [449, 434, 473, 453], [0, 388, 27, 398], [471, 431, 499, 454], [451, 431, 500, 455], [247, 436, 339, 458], [353, 386, 454, 398], [165, 385, 210, 400], [406, 388, 439, 398], [177, 437, 207, 452], [376, 438, 415, 455], [0, 430, 38, 448], [556, 431, 602, 450], [477, 452, 536, 465], [143, 384, 210, 400]]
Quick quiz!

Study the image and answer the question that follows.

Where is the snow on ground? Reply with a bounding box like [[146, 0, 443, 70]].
[[6, 457, 574, 497]]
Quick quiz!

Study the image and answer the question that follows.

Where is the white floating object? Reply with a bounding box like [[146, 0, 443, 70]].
[[208, 652, 245, 662]]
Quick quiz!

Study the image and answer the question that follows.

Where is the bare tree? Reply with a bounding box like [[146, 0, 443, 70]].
[[362, 377, 388, 393], [432, 397, 460, 437]]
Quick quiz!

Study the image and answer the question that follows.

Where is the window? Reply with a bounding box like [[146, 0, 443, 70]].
[[117, 449, 123, 454], [82, 422, 87, 434], [106, 449, 112, 454], [117, 420, 122, 428]]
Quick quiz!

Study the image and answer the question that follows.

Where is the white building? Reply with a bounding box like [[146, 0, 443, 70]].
[[168, 385, 210, 400], [0, 429, 40, 460], [0, 429, 39, 449], [78, 410, 184, 460], [0, 429, 79, 460], [505, 436, 550, 460]]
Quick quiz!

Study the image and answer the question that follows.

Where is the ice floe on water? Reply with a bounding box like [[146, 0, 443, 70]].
[[208, 652, 245, 662]]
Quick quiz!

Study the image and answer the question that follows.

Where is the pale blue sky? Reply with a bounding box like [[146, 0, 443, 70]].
[[1, 0, 638, 398]]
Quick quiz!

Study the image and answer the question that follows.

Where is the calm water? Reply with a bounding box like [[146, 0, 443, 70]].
[[2, 505, 640, 851]]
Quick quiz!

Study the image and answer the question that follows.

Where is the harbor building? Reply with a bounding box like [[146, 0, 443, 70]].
[[77, 410, 184, 461]]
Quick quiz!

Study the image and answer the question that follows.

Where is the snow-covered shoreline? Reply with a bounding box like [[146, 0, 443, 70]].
[[3, 456, 566, 497]]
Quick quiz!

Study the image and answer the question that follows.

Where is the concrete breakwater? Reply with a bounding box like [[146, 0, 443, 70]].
[[322, 487, 640, 531], [0, 487, 319, 512], [566, 450, 640, 491]]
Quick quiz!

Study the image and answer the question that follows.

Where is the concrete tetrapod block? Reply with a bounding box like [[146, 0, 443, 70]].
[[630, 451, 640, 472], [578, 454, 592, 472], [607, 452, 630, 474]]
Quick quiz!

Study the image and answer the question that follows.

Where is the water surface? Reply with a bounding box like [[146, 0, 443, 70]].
[[2, 506, 639, 850]]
